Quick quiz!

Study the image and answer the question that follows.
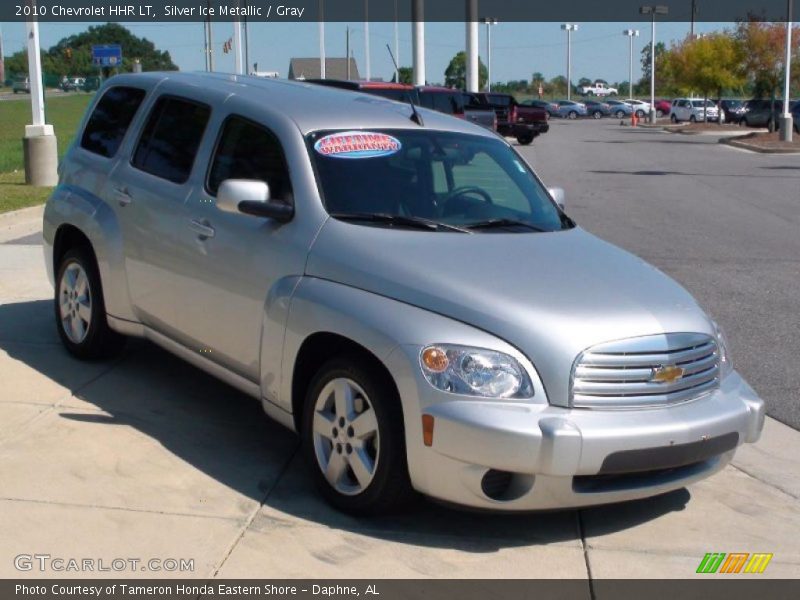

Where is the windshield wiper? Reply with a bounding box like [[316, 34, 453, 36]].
[[465, 218, 547, 232], [330, 212, 471, 233]]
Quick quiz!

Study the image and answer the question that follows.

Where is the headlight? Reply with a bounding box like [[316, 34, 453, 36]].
[[419, 345, 533, 398], [712, 322, 734, 379]]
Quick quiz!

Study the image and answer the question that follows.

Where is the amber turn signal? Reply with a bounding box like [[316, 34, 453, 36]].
[[421, 346, 449, 372], [422, 414, 435, 447]]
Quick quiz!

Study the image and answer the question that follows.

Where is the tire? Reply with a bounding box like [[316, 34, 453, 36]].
[[568, 111, 578, 120], [54, 247, 125, 359], [302, 356, 414, 515], [615, 110, 625, 119], [741, 117, 749, 128], [516, 134, 534, 145], [592, 110, 602, 119], [656, 109, 664, 118], [670, 114, 678, 123], [636, 110, 645, 118], [689, 115, 697, 123], [767, 119, 776, 133]]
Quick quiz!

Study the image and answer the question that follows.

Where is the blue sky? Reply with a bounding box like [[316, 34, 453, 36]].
[[0, 20, 731, 84]]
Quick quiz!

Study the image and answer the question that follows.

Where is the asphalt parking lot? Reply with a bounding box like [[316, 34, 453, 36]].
[[0, 120, 798, 584]]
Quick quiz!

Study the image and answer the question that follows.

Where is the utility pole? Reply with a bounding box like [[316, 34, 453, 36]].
[[623, 29, 639, 99], [319, 0, 325, 78], [412, 0, 425, 85], [346, 26, 351, 80], [0, 23, 6, 86], [465, 0, 479, 92], [393, 0, 399, 83], [207, 0, 214, 72], [23, 0, 58, 186], [640, 5, 669, 123], [481, 18, 498, 92], [364, 0, 370, 81], [779, 0, 794, 141], [561, 24, 578, 101]]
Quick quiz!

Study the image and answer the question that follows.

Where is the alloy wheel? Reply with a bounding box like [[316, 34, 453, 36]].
[[312, 378, 380, 496], [58, 261, 92, 344]]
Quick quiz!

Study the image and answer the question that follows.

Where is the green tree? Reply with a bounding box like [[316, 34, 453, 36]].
[[5, 22, 177, 80], [639, 41, 666, 91], [395, 66, 413, 84], [665, 33, 746, 120], [444, 51, 487, 90], [577, 77, 592, 89], [549, 75, 568, 97]]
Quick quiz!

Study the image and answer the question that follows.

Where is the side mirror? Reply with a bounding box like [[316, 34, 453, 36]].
[[217, 179, 293, 223], [548, 187, 566, 210]]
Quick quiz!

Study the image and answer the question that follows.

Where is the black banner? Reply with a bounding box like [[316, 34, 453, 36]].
[[2, 580, 799, 600], [1, 0, 795, 23]]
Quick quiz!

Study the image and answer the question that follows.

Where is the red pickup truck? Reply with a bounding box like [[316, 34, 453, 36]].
[[473, 92, 549, 145]]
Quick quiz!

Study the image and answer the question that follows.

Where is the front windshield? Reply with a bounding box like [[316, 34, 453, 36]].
[[307, 129, 569, 232], [691, 100, 715, 107]]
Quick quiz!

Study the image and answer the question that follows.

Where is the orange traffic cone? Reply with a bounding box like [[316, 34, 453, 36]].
[[631, 112, 638, 127]]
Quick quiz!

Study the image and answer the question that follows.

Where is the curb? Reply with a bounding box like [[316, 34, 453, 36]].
[[0, 204, 44, 244], [720, 132, 800, 154]]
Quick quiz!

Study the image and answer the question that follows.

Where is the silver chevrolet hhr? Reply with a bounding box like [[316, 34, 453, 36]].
[[44, 72, 764, 514]]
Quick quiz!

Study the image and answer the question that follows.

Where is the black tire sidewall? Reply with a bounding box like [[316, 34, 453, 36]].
[[54, 247, 120, 359], [301, 356, 412, 515]]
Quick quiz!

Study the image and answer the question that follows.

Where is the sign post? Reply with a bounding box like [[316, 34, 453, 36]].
[[23, 0, 57, 187]]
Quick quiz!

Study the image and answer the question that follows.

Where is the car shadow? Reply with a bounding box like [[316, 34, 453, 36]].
[[0, 298, 691, 552], [587, 168, 800, 179]]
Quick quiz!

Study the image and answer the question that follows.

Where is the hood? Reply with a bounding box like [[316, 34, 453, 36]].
[[306, 221, 714, 406]]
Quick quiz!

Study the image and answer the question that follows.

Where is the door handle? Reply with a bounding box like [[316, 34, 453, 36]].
[[114, 187, 132, 207], [189, 218, 215, 239]]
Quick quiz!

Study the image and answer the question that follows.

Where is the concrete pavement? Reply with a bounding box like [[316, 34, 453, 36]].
[[0, 123, 798, 581]]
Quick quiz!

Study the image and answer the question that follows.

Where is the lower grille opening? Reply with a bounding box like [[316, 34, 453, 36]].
[[480, 469, 534, 501], [572, 458, 716, 494]]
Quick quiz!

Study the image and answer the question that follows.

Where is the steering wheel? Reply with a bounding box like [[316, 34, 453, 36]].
[[441, 186, 493, 217]]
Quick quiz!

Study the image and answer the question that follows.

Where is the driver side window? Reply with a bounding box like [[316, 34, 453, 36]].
[[451, 152, 528, 212]]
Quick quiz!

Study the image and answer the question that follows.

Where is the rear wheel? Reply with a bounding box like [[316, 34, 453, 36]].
[[636, 110, 645, 118], [592, 111, 602, 120], [568, 111, 578, 120], [656, 109, 664, 118], [54, 247, 125, 359], [615, 110, 625, 119], [516, 134, 534, 145], [670, 114, 678, 123], [767, 118, 776, 133], [689, 115, 697, 123], [302, 356, 414, 515]]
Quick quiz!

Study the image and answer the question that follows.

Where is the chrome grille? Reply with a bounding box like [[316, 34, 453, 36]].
[[571, 333, 720, 409]]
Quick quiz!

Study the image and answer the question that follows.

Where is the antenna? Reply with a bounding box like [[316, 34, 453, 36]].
[[386, 43, 399, 78]]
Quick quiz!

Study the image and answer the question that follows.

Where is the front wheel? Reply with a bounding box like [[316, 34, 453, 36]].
[[592, 111, 602, 119], [670, 114, 678, 123], [302, 357, 414, 515], [636, 110, 645, 118], [516, 134, 534, 145], [568, 111, 578, 120], [615, 110, 625, 119], [54, 247, 125, 359]]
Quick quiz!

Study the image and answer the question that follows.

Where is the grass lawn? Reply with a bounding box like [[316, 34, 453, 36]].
[[0, 93, 93, 173], [0, 171, 52, 213]]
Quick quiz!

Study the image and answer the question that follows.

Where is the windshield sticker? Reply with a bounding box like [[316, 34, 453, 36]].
[[314, 131, 401, 159]]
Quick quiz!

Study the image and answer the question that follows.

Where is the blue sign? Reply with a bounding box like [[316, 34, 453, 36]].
[[91, 45, 122, 67]]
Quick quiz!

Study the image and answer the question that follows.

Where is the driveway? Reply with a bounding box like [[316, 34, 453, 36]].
[[0, 122, 798, 584]]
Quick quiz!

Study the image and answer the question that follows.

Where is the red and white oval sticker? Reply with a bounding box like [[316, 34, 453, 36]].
[[314, 131, 401, 159]]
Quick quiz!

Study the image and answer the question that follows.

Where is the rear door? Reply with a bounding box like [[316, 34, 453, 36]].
[[109, 89, 214, 338]]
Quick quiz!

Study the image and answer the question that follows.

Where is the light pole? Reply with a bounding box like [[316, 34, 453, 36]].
[[639, 5, 668, 123], [481, 18, 498, 92], [561, 24, 578, 101], [319, 0, 325, 79], [623, 29, 639, 99], [779, 0, 794, 142], [364, 0, 370, 81]]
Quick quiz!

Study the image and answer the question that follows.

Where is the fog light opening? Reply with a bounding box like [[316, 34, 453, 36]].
[[480, 470, 535, 502]]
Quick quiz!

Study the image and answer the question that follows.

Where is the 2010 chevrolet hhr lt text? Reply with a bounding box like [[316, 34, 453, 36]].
[[43, 72, 765, 514]]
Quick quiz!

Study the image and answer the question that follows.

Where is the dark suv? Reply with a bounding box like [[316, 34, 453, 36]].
[[740, 99, 796, 131], [305, 79, 419, 104]]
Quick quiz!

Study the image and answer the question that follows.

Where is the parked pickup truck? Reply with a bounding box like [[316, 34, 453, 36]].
[[580, 82, 618, 97], [473, 92, 548, 145]]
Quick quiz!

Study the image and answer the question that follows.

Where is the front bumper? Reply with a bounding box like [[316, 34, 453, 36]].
[[390, 348, 764, 510]]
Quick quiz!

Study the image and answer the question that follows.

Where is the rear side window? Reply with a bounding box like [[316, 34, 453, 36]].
[[80, 86, 146, 158], [207, 116, 292, 200], [419, 92, 464, 115], [132, 96, 211, 184]]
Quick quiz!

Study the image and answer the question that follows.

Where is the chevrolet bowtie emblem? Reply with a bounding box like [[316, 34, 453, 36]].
[[651, 365, 685, 384]]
